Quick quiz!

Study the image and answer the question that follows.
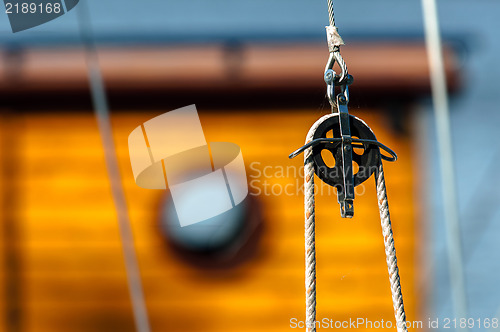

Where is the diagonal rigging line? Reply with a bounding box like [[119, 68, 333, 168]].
[[460, 144, 500, 261], [421, 0, 468, 326], [77, 3, 152, 332], [426, 142, 500, 314]]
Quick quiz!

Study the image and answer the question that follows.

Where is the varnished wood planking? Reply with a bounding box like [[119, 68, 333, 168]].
[[0, 112, 6, 331], [3, 110, 416, 331], [1, 113, 25, 332]]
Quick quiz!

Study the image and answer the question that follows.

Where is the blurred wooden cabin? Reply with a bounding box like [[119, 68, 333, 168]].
[[0, 40, 459, 332]]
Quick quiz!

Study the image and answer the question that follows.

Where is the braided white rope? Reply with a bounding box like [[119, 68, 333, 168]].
[[304, 149, 316, 332], [303, 114, 408, 332], [304, 114, 335, 332], [304, 114, 334, 332], [376, 162, 408, 332]]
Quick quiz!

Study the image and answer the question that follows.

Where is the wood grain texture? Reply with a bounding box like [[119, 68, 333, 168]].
[[2, 109, 417, 332]]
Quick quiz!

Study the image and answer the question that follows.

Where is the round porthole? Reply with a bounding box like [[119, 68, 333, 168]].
[[158, 190, 264, 269]]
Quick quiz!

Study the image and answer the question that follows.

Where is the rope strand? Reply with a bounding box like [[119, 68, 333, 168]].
[[302, 115, 408, 332], [304, 114, 332, 332], [304, 153, 316, 332], [376, 162, 408, 332]]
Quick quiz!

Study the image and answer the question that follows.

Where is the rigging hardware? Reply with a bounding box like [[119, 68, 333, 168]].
[[290, 33, 397, 217], [289, 1, 409, 332]]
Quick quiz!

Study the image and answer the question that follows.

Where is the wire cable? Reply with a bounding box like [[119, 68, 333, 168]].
[[77, 3, 152, 332], [421, 0, 468, 324], [326, 0, 335, 27]]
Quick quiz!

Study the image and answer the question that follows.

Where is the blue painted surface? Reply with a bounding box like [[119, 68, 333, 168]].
[[1, 0, 499, 327]]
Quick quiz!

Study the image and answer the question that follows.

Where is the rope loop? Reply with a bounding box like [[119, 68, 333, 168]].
[[299, 2, 409, 330], [299, 114, 408, 332], [324, 53, 351, 108]]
